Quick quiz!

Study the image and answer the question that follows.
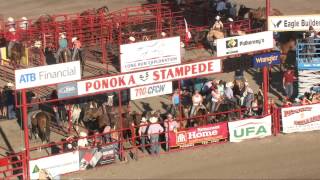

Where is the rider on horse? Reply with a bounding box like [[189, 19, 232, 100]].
[[190, 90, 204, 117], [71, 36, 82, 61], [6, 27, 21, 59], [56, 32, 70, 63], [212, 16, 224, 31]]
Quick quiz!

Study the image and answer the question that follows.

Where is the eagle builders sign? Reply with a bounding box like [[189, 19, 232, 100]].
[[168, 122, 228, 148], [268, 15, 320, 31], [77, 59, 221, 95]]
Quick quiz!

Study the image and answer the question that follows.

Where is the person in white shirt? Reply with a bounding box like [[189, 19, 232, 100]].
[[212, 16, 224, 31], [190, 90, 203, 117], [147, 117, 164, 154]]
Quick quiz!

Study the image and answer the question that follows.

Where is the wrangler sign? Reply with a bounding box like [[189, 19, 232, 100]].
[[77, 59, 221, 95], [228, 116, 272, 142]]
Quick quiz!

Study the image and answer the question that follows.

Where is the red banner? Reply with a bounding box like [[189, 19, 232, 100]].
[[169, 122, 228, 148]]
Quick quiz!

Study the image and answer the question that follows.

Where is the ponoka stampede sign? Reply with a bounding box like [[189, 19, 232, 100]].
[[77, 59, 221, 95], [130, 81, 173, 100], [15, 61, 81, 90], [281, 104, 320, 133], [228, 116, 272, 142], [120, 36, 181, 73], [268, 15, 320, 31], [216, 31, 274, 57]]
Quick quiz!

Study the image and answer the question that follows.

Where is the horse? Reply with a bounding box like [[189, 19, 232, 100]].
[[31, 111, 51, 144], [10, 42, 25, 68], [188, 105, 208, 127], [215, 99, 241, 122], [206, 29, 225, 54], [82, 107, 111, 133]]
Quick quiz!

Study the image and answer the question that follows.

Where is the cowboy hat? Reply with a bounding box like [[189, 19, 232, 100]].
[[7, 17, 14, 22], [228, 18, 234, 22], [149, 117, 158, 123], [141, 117, 147, 122], [21, 17, 27, 21], [9, 27, 16, 32], [161, 32, 166, 37], [215, 16, 221, 21], [79, 132, 87, 137], [6, 82, 14, 87], [128, 36, 135, 42], [72, 37, 77, 42]]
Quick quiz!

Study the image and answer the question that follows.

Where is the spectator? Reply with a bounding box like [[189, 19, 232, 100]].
[[282, 67, 297, 100], [19, 17, 28, 30], [171, 89, 180, 116], [4, 83, 16, 120], [224, 82, 237, 105], [6, 27, 21, 59], [55, 33, 70, 63], [243, 82, 254, 114], [6, 17, 15, 29], [216, 0, 227, 15], [50, 90, 63, 128], [147, 117, 164, 155], [256, 88, 264, 115], [229, 4, 237, 19], [0, 87, 4, 119], [138, 117, 148, 153], [212, 16, 224, 31], [164, 114, 179, 151], [190, 90, 203, 116], [71, 37, 82, 61], [210, 88, 220, 113], [78, 132, 88, 148], [44, 43, 56, 65]]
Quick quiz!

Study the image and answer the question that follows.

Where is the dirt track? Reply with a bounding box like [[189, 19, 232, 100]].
[[64, 131, 320, 179]]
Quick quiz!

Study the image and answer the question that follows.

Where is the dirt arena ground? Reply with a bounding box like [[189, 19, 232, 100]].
[[1, 0, 320, 179]]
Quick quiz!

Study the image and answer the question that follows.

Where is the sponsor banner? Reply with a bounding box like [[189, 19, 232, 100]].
[[57, 82, 78, 99], [253, 51, 281, 68], [77, 59, 221, 95], [169, 122, 228, 148], [29, 151, 80, 179], [15, 61, 81, 90], [120, 36, 181, 72], [268, 15, 320, 32], [216, 31, 273, 57], [79, 143, 117, 170], [281, 104, 320, 133], [130, 81, 172, 100], [228, 116, 272, 142]]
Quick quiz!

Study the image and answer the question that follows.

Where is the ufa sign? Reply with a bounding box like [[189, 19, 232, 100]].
[[130, 82, 172, 100], [228, 116, 272, 142]]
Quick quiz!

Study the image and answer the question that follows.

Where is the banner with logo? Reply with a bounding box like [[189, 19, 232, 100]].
[[29, 151, 80, 179], [120, 36, 181, 72], [228, 116, 272, 142], [130, 81, 172, 100], [253, 51, 281, 68], [168, 122, 228, 148], [77, 59, 221, 95], [281, 104, 320, 133], [298, 70, 320, 96], [15, 61, 81, 90], [79, 143, 117, 170], [57, 82, 78, 99], [216, 31, 274, 57], [268, 15, 320, 32]]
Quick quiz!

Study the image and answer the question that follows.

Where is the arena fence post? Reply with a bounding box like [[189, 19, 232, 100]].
[[263, 0, 271, 115], [21, 89, 30, 180]]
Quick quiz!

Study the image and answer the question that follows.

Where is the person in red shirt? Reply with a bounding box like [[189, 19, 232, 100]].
[[282, 67, 297, 100], [6, 27, 21, 59]]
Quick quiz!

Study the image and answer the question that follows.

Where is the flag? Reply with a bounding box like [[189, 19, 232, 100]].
[[184, 18, 192, 43]]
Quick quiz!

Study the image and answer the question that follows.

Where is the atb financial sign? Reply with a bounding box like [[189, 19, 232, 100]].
[[15, 61, 81, 90]]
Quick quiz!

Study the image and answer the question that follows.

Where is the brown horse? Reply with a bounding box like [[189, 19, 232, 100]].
[[31, 111, 50, 144], [82, 107, 111, 132], [10, 43, 25, 68]]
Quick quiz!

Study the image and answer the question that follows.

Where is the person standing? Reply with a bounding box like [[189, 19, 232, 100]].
[[4, 83, 16, 120], [164, 114, 179, 151], [171, 90, 180, 116], [190, 90, 203, 117], [147, 117, 164, 155], [71, 37, 82, 61], [6, 27, 21, 59], [138, 117, 148, 153], [283, 67, 297, 100], [56, 33, 70, 63]]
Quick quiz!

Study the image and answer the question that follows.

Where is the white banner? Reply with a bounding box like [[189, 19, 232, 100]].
[[130, 81, 172, 100], [216, 31, 274, 57], [120, 36, 181, 72], [298, 70, 320, 96], [29, 151, 80, 179], [77, 59, 221, 95], [268, 15, 320, 32], [15, 61, 81, 90], [281, 104, 320, 133], [228, 116, 272, 142]]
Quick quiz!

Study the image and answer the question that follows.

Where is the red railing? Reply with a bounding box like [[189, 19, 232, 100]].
[[0, 152, 26, 179]]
